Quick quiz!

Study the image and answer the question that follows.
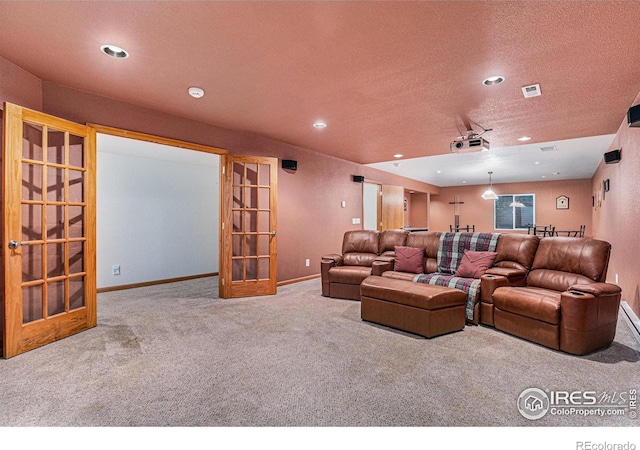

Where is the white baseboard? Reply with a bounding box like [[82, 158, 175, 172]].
[[621, 301, 640, 344]]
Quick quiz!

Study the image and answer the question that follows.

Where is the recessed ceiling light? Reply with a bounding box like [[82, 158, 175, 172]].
[[517, 136, 532, 142], [534, 161, 540, 165], [188, 87, 205, 98], [482, 75, 505, 86], [393, 162, 401, 167], [313, 121, 327, 129], [552, 172, 560, 175], [436, 170, 442, 174], [100, 44, 129, 59], [462, 181, 467, 184], [541, 175, 547, 178], [393, 154, 403, 158]]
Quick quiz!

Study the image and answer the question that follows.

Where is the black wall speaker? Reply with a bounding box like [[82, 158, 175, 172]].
[[281, 159, 297, 170], [604, 149, 621, 164], [353, 175, 365, 183], [628, 104, 640, 127]]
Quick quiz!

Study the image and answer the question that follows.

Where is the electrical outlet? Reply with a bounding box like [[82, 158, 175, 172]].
[[305, 259, 310, 267], [112, 265, 121, 276]]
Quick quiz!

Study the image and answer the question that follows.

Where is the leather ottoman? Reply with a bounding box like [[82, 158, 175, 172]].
[[360, 275, 467, 338]]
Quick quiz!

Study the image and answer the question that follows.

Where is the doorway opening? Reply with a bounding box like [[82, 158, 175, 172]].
[[96, 132, 221, 293]]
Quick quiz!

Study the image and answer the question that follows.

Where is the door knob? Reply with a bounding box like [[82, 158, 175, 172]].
[[8, 240, 29, 250], [269, 230, 276, 236]]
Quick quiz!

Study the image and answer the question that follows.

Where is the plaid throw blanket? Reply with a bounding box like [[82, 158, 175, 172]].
[[436, 232, 500, 274], [414, 232, 500, 321]]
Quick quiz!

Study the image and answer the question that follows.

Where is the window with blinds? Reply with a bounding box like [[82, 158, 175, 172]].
[[494, 194, 535, 230]]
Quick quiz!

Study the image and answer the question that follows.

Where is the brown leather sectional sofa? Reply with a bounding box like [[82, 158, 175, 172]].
[[321, 230, 622, 355]]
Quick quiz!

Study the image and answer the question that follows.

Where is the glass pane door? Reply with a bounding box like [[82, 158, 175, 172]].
[[221, 155, 277, 298], [20, 123, 88, 323], [2, 103, 96, 358]]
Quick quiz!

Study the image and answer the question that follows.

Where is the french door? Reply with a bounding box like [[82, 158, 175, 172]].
[[2, 103, 96, 358], [220, 155, 277, 298]]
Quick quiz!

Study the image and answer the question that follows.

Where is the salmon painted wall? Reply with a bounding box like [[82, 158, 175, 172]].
[[0, 55, 42, 110], [36, 81, 438, 283], [592, 91, 640, 316], [406, 192, 429, 229], [430, 179, 593, 235]]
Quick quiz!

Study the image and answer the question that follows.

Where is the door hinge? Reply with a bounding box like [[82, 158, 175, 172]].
[[222, 222, 225, 230], [222, 165, 226, 175]]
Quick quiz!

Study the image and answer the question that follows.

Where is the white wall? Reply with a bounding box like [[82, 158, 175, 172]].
[[97, 134, 219, 288]]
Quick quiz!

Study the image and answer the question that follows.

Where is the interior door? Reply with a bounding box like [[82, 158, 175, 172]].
[[381, 184, 404, 230], [2, 103, 96, 358], [220, 155, 277, 298]]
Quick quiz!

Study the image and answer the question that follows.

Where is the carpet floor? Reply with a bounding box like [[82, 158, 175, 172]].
[[1, 277, 639, 428]]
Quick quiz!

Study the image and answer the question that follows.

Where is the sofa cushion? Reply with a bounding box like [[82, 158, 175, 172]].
[[493, 233, 539, 272], [381, 271, 416, 282], [493, 286, 561, 325], [379, 229, 408, 256], [394, 246, 424, 273], [342, 230, 379, 255], [328, 266, 373, 284], [454, 250, 497, 278], [342, 253, 377, 267], [405, 231, 441, 273], [527, 269, 595, 292], [530, 237, 611, 286]]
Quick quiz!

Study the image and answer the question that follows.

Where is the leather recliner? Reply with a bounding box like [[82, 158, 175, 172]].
[[489, 237, 621, 355], [321, 229, 407, 300]]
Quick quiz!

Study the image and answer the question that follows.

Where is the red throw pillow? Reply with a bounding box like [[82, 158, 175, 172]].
[[394, 246, 425, 273], [454, 250, 498, 278]]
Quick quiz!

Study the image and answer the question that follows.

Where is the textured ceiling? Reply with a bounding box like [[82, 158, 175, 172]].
[[1, 1, 639, 184]]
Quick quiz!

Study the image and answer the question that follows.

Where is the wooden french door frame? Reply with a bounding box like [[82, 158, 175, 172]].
[[2, 105, 276, 358], [2, 103, 96, 358], [91, 128, 278, 299], [220, 154, 278, 298]]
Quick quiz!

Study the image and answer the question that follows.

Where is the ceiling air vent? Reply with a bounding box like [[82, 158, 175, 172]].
[[539, 145, 557, 152], [522, 84, 541, 98]]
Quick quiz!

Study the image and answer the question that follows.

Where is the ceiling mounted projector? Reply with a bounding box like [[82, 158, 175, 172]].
[[450, 137, 490, 153]]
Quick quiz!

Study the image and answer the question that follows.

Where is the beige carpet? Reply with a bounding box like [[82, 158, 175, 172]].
[[0, 277, 638, 428]]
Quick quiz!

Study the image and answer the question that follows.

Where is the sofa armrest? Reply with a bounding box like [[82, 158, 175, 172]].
[[479, 274, 509, 326], [322, 254, 344, 266], [480, 274, 509, 304], [559, 284, 622, 355], [484, 267, 527, 286], [568, 282, 622, 297], [371, 259, 394, 276], [321, 254, 344, 297]]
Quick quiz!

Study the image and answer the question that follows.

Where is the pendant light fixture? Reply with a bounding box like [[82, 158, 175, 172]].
[[481, 171, 498, 200]]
